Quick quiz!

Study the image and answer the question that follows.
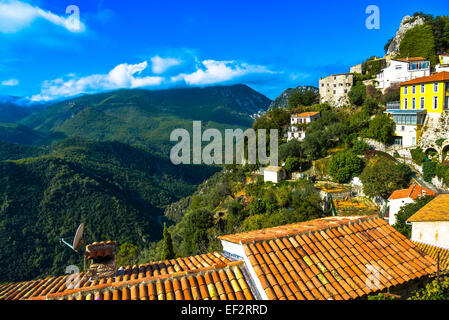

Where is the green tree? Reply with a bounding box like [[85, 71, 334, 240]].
[[182, 209, 214, 255], [393, 196, 435, 238], [284, 156, 302, 174], [328, 151, 364, 183], [288, 88, 319, 108], [116, 242, 140, 267], [410, 276, 449, 300], [423, 161, 437, 183], [362, 114, 395, 145], [348, 83, 366, 106], [161, 223, 175, 260], [360, 158, 412, 199], [399, 24, 438, 66]]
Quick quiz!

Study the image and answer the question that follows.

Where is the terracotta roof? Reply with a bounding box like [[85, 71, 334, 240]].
[[0, 252, 239, 300], [291, 112, 320, 118], [223, 216, 438, 300], [413, 241, 449, 271], [393, 57, 427, 62], [408, 194, 449, 222], [34, 261, 253, 301], [85, 241, 116, 260], [400, 71, 449, 86], [388, 184, 436, 200]]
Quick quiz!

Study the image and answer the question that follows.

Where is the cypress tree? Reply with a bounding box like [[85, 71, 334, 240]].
[[161, 223, 175, 260]]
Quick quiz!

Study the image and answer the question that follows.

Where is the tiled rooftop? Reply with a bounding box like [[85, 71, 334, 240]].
[[219, 216, 365, 244], [388, 184, 436, 200], [291, 112, 320, 118], [401, 71, 449, 86], [222, 216, 438, 300], [408, 194, 449, 222], [35, 261, 253, 301], [413, 241, 449, 271], [0, 252, 240, 300]]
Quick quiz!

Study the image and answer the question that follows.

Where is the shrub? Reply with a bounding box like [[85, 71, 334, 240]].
[[348, 83, 367, 106], [411, 147, 427, 165], [410, 276, 449, 300], [328, 151, 364, 183], [393, 196, 435, 238], [284, 156, 302, 174], [362, 114, 395, 145], [351, 140, 371, 155], [423, 161, 437, 182]]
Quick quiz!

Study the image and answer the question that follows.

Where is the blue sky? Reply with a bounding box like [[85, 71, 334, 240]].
[[0, 0, 448, 101]]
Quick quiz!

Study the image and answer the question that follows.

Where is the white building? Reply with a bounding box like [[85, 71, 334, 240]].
[[387, 184, 436, 226], [287, 112, 320, 141], [376, 57, 430, 91], [408, 194, 449, 249], [263, 166, 286, 183], [436, 54, 449, 73]]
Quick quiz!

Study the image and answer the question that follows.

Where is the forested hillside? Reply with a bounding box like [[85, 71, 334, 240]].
[[0, 137, 217, 282]]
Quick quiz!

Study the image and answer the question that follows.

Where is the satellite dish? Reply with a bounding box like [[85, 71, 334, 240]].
[[73, 223, 84, 252], [59, 223, 84, 252]]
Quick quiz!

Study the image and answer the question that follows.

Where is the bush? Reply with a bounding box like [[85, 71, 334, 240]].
[[360, 157, 412, 198], [362, 114, 395, 145], [328, 151, 364, 183], [288, 88, 319, 108], [348, 83, 367, 106], [411, 147, 427, 165], [410, 276, 449, 300], [393, 196, 435, 238], [423, 161, 437, 182], [351, 140, 371, 155], [284, 156, 302, 174]]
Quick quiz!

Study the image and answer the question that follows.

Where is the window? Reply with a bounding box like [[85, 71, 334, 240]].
[[404, 98, 408, 109], [412, 98, 416, 109], [412, 85, 416, 94], [421, 97, 425, 109], [401, 126, 405, 131], [404, 86, 408, 95], [421, 84, 425, 93], [434, 96, 439, 109], [413, 137, 416, 146], [434, 83, 439, 92]]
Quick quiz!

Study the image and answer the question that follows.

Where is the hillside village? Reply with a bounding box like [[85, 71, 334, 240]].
[[2, 12, 449, 302]]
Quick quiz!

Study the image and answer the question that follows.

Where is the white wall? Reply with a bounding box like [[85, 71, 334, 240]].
[[264, 171, 279, 183], [411, 221, 449, 248], [388, 198, 414, 225], [376, 60, 430, 90], [394, 124, 418, 147]]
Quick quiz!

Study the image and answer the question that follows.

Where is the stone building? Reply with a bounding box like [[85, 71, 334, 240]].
[[319, 73, 354, 107]]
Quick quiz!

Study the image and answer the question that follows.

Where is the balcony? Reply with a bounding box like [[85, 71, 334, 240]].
[[386, 101, 401, 110]]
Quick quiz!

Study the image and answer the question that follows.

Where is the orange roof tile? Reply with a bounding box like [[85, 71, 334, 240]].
[[393, 57, 427, 62], [291, 112, 320, 118], [400, 71, 449, 86], [408, 194, 449, 222], [413, 241, 449, 271], [0, 252, 246, 301], [224, 216, 438, 300], [388, 184, 436, 200]]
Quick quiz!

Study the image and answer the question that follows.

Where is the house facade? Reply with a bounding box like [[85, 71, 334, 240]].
[[436, 54, 449, 73], [319, 73, 353, 107], [387, 184, 436, 226], [287, 112, 320, 142], [263, 166, 286, 183], [386, 71, 449, 147], [408, 194, 449, 249], [376, 57, 430, 91]]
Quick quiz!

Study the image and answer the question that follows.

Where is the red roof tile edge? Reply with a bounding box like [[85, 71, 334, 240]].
[[30, 261, 244, 300]]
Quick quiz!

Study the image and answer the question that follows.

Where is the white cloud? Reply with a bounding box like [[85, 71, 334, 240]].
[[0, 0, 86, 33], [150, 56, 182, 74], [1, 78, 19, 86], [171, 60, 274, 85], [31, 61, 163, 101]]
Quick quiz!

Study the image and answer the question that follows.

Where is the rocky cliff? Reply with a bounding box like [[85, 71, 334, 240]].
[[387, 15, 426, 56], [269, 86, 318, 109]]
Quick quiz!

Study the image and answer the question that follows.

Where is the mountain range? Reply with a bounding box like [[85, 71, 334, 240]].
[[0, 84, 271, 282]]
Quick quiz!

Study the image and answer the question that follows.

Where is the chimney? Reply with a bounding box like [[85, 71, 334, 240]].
[[85, 241, 117, 280]]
